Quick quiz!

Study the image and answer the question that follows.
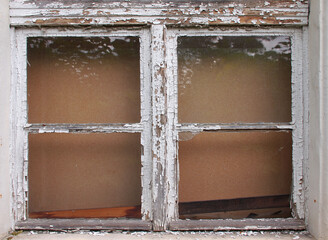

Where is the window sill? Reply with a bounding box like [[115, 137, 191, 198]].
[[7, 230, 313, 240], [15, 218, 305, 232]]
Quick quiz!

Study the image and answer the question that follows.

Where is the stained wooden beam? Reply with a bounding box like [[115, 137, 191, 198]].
[[29, 205, 141, 219], [179, 194, 290, 215]]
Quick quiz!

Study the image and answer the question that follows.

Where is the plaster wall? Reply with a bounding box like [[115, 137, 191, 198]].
[[0, 0, 12, 237], [308, 0, 328, 239]]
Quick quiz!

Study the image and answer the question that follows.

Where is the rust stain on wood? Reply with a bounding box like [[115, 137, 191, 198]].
[[113, 19, 142, 25], [82, 10, 90, 15]]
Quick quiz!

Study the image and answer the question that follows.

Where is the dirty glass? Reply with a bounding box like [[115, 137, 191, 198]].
[[178, 36, 292, 123], [27, 37, 140, 123], [28, 133, 141, 219], [178, 131, 292, 219]]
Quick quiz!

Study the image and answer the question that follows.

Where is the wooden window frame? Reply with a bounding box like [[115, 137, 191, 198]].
[[11, 26, 308, 231], [11, 27, 153, 230], [164, 27, 307, 231]]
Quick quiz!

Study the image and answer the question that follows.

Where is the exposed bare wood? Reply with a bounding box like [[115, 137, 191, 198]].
[[29, 206, 141, 219], [9, 0, 309, 26], [24, 123, 143, 133], [169, 218, 306, 231], [139, 29, 153, 222], [10, 13, 308, 231], [151, 24, 168, 232], [179, 195, 290, 216], [177, 123, 293, 132], [15, 219, 152, 231]]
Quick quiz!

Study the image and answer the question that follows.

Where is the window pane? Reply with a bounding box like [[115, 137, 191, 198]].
[[178, 36, 291, 123], [178, 131, 292, 219], [27, 37, 140, 123], [28, 133, 141, 219]]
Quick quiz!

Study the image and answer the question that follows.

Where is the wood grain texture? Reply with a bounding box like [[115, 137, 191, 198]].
[[9, 0, 309, 26], [29, 206, 141, 219], [16, 219, 151, 231], [179, 195, 290, 216], [170, 218, 306, 231]]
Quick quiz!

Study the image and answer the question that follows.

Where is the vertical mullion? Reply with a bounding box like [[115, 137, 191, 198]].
[[291, 29, 305, 219], [165, 30, 179, 223], [140, 29, 153, 221], [11, 29, 28, 221], [151, 24, 168, 231]]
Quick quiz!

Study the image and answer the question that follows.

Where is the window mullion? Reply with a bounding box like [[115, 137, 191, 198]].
[[24, 123, 144, 133], [177, 123, 294, 132], [140, 29, 153, 221], [151, 24, 170, 231]]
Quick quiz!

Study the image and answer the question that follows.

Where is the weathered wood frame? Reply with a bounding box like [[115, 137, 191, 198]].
[[164, 27, 307, 231], [11, 27, 153, 230], [9, 0, 309, 232], [11, 26, 307, 232], [9, 0, 309, 27]]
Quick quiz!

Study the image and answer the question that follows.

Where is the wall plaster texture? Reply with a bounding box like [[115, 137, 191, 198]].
[[307, 0, 328, 239], [0, 0, 12, 238]]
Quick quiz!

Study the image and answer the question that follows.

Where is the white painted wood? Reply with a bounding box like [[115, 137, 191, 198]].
[[165, 29, 179, 223], [151, 24, 168, 231], [10, 27, 153, 225], [177, 123, 294, 132], [11, 28, 28, 222], [302, 26, 309, 228], [291, 29, 305, 219], [169, 27, 306, 222], [25, 124, 144, 133], [15, 219, 152, 231], [170, 218, 306, 231], [139, 29, 153, 221], [9, 0, 309, 27], [10, 26, 307, 231]]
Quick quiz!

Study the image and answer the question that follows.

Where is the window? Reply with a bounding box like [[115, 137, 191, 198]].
[[11, 27, 305, 231]]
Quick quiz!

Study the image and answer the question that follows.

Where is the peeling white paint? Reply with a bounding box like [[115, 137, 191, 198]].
[[9, 2, 308, 232], [139, 28, 153, 222], [11, 27, 153, 227], [169, 28, 306, 227], [9, 0, 309, 27]]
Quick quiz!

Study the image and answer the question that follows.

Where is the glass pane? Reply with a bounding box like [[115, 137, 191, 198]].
[[178, 131, 292, 219], [27, 37, 140, 123], [178, 36, 291, 123], [28, 133, 141, 218]]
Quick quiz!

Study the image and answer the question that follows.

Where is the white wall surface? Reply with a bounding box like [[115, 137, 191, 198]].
[[308, 0, 328, 239], [0, 0, 12, 237]]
